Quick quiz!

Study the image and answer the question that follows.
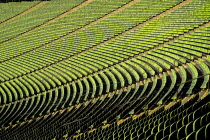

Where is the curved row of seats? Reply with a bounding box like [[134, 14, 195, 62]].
[[0, 0, 208, 83], [0, 54, 209, 139], [0, 87, 208, 140], [0, 0, 134, 59], [72, 92, 210, 140], [0, 0, 85, 42], [0, 39, 209, 131], [0, 0, 183, 63], [0, 0, 40, 23], [0, 31, 209, 131], [0, 15, 209, 105], [0, 0, 209, 139], [0, 0, 209, 109], [0, 0, 189, 104], [0, 47, 209, 106]]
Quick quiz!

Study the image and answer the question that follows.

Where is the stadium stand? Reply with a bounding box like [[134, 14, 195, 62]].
[[0, 0, 209, 139]]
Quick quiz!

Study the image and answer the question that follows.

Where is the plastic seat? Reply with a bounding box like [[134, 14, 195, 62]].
[[163, 125, 170, 136], [168, 130, 178, 140], [152, 125, 159, 134], [185, 121, 193, 136], [170, 122, 177, 133], [185, 131, 196, 140], [176, 119, 183, 130], [154, 129, 164, 140], [144, 128, 152, 138], [193, 117, 201, 132], [195, 126, 206, 140], [146, 133, 155, 140], [161, 135, 169, 140], [205, 123, 210, 139], [205, 112, 210, 124], [177, 125, 186, 140]]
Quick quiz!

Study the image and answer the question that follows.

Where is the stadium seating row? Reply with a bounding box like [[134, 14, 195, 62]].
[[0, 55, 209, 139], [0, 0, 88, 42], [71, 92, 210, 140], [0, 0, 209, 139], [0, 0, 182, 62], [0, 0, 39, 22]]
